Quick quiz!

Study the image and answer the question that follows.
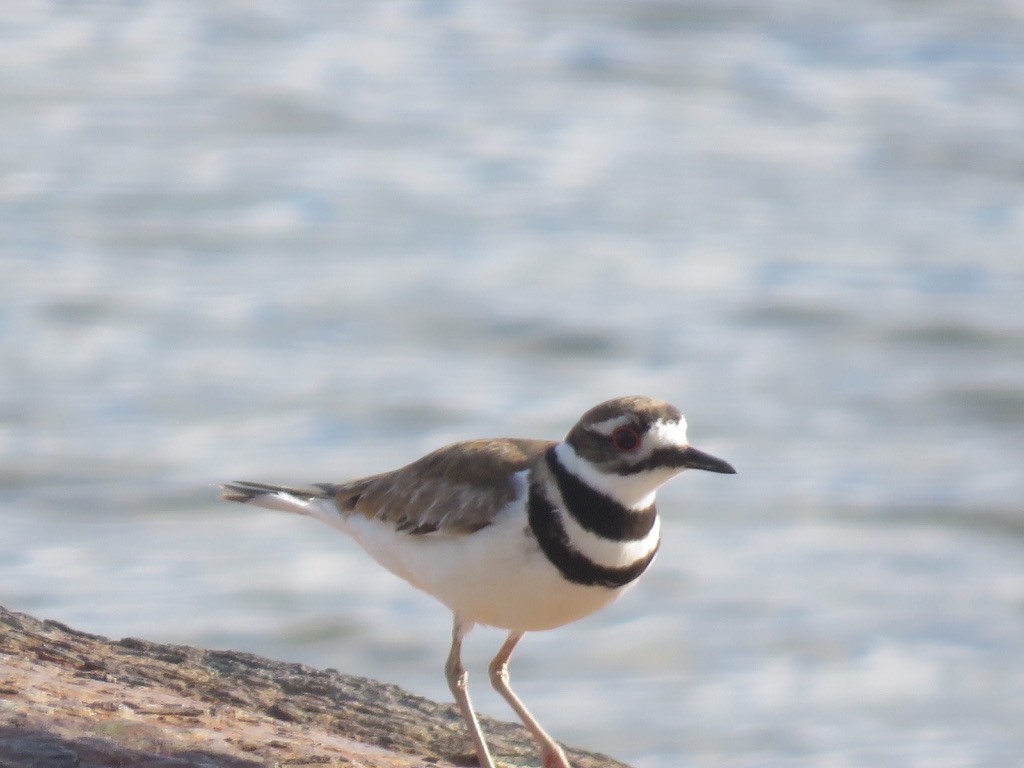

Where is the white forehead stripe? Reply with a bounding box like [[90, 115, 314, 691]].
[[649, 417, 689, 448]]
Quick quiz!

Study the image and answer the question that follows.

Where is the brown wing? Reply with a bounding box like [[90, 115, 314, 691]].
[[330, 438, 552, 536]]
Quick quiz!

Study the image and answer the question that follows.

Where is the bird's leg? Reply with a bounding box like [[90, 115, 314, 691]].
[[445, 616, 495, 768], [488, 631, 571, 768]]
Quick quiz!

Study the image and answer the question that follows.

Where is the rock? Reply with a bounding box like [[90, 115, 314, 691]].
[[0, 605, 632, 768]]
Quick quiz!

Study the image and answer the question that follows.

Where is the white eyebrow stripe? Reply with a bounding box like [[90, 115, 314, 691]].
[[586, 414, 633, 435]]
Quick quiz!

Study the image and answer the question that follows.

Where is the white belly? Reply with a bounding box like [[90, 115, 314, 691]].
[[336, 504, 631, 632]]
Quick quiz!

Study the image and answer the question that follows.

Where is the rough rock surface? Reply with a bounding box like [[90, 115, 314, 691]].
[[0, 605, 631, 768]]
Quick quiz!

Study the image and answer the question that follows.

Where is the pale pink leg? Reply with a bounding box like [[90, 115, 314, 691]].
[[488, 631, 571, 768], [445, 616, 495, 768]]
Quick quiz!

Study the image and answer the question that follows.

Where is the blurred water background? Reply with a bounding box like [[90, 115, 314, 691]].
[[2, 2, 1023, 767]]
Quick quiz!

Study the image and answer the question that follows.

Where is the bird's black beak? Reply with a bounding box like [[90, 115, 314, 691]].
[[677, 445, 736, 474]]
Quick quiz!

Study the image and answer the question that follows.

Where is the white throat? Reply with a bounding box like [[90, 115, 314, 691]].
[[553, 442, 668, 510]]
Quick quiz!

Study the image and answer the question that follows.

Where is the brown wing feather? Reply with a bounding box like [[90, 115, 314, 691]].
[[330, 438, 552, 535]]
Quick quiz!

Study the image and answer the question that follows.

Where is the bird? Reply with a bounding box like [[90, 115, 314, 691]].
[[221, 395, 736, 768]]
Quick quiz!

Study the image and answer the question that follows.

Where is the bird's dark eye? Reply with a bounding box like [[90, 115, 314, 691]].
[[611, 426, 641, 452]]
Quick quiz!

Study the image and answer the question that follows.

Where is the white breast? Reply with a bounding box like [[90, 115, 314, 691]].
[[332, 474, 632, 632]]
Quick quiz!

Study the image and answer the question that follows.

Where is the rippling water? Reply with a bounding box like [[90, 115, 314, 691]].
[[2, 2, 1023, 766]]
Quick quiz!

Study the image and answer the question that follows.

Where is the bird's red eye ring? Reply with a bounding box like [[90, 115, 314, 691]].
[[611, 426, 641, 452]]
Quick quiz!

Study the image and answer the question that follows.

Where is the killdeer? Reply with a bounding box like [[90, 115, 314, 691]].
[[221, 395, 735, 768]]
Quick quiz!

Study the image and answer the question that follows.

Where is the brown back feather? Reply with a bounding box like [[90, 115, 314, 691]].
[[330, 438, 552, 535]]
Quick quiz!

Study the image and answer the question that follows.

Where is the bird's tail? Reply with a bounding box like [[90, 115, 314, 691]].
[[220, 480, 339, 517]]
